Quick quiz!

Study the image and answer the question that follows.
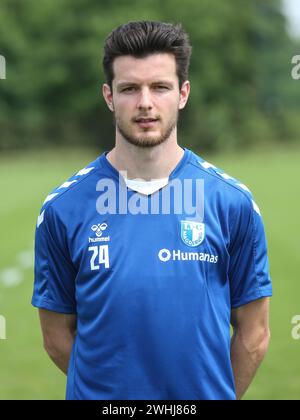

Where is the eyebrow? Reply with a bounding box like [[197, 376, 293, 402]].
[[116, 81, 174, 89]]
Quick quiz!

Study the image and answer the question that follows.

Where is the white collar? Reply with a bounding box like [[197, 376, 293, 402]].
[[124, 177, 169, 195]]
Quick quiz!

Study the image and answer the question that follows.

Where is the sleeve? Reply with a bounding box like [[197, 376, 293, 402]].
[[228, 194, 273, 308], [31, 205, 77, 314]]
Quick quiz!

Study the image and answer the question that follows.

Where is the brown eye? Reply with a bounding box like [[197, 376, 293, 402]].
[[155, 86, 168, 90], [122, 87, 137, 92]]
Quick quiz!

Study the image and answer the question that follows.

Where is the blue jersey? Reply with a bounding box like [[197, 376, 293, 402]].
[[32, 148, 272, 400]]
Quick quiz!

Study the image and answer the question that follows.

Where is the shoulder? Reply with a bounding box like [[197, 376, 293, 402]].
[[187, 149, 262, 216], [36, 157, 102, 228]]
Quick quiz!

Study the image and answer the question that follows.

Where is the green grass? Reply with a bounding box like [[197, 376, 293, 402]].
[[0, 146, 299, 400], [0, 148, 97, 400], [212, 145, 300, 400]]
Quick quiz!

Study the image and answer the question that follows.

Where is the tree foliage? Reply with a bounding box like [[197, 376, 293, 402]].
[[0, 0, 299, 151]]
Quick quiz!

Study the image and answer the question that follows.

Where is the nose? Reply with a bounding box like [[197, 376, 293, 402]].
[[137, 87, 153, 110]]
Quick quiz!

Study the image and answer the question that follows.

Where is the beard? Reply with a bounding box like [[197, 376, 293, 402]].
[[114, 111, 179, 148]]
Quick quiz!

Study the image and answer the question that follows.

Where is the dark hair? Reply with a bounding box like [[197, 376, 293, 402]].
[[103, 20, 192, 88]]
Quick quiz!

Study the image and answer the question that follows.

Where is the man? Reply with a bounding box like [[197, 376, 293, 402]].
[[32, 21, 272, 400]]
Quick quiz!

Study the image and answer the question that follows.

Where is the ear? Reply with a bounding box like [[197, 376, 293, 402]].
[[178, 80, 190, 110], [102, 83, 114, 112]]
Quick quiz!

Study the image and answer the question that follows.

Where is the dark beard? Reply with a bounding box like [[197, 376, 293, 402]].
[[114, 114, 178, 148]]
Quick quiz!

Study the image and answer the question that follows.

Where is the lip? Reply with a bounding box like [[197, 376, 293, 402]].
[[135, 119, 159, 128]]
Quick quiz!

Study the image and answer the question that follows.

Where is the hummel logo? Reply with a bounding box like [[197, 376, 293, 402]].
[[91, 223, 108, 237]]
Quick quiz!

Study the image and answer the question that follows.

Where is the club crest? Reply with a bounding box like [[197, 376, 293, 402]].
[[181, 221, 205, 247]]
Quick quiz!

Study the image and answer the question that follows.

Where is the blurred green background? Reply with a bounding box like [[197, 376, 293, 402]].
[[0, 0, 300, 400]]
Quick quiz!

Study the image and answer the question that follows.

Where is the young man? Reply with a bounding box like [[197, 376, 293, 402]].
[[32, 21, 272, 400]]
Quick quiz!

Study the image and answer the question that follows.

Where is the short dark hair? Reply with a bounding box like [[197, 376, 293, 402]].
[[103, 20, 192, 89]]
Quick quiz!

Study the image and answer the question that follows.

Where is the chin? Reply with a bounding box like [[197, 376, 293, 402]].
[[117, 122, 172, 148], [130, 137, 167, 148]]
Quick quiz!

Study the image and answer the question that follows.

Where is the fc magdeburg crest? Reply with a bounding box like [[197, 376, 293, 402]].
[[181, 221, 205, 247]]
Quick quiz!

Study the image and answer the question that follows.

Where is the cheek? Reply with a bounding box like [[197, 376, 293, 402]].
[[115, 99, 135, 116], [161, 98, 179, 118], [160, 94, 180, 109]]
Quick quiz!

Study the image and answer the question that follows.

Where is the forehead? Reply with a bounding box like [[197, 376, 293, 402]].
[[112, 53, 177, 84]]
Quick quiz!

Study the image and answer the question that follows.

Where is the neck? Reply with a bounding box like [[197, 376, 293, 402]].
[[106, 128, 184, 181]]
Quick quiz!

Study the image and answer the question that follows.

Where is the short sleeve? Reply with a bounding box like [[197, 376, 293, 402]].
[[32, 205, 77, 314], [228, 195, 272, 308]]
